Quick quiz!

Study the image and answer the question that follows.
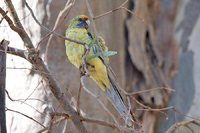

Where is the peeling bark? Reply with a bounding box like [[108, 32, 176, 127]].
[[125, 0, 179, 132]]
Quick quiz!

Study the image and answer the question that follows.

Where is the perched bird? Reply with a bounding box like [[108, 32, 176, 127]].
[[65, 15, 134, 127]]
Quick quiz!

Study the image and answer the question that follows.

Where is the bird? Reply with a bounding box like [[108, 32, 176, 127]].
[[65, 15, 134, 127]]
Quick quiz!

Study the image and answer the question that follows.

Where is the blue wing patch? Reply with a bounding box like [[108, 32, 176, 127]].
[[87, 32, 93, 42]]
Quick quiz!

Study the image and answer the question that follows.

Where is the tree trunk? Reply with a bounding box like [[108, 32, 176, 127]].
[[125, 0, 179, 132], [0, 40, 9, 133]]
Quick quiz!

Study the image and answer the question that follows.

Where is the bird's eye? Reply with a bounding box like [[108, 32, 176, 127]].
[[78, 18, 83, 21]]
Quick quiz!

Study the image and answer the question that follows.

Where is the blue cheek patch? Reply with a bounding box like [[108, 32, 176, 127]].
[[77, 22, 87, 28]]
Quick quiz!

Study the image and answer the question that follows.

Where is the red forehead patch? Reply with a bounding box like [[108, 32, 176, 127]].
[[83, 15, 89, 20]]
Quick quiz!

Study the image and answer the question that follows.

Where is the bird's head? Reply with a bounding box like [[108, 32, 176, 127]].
[[68, 15, 90, 29]]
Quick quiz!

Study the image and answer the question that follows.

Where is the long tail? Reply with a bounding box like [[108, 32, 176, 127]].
[[105, 76, 134, 127]]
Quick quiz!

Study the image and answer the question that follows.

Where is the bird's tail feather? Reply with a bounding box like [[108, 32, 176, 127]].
[[105, 76, 134, 127]]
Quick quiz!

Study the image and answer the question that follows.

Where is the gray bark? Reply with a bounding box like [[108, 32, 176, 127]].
[[0, 40, 8, 133]]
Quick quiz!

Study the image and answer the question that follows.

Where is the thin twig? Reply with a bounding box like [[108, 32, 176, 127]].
[[37, 117, 67, 133], [93, 0, 144, 23], [93, 0, 129, 20], [84, 0, 98, 36], [0, 10, 8, 24], [0, 7, 26, 39], [5, 89, 51, 120], [173, 109, 200, 122], [4, 0, 34, 49], [80, 116, 116, 129], [166, 120, 200, 133], [37, 0, 74, 49], [6, 66, 57, 76], [80, 76, 137, 132], [62, 119, 68, 133], [6, 108, 46, 128], [127, 87, 175, 95], [22, 79, 43, 103], [44, 0, 75, 56], [136, 106, 174, 111], [5, 89, 46, 103], [185, 125, 195, 133], [80, 76, 120, 128], [77, 82, 82, 115], [132, 97, 172, 120], [52, 112, 135, 132], [23, 0, 85, 46]]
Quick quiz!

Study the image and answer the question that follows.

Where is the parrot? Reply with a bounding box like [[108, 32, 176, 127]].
[[65, 15, 134, 127]]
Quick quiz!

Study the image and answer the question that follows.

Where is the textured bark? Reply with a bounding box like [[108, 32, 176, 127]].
[[0, 40, 8, 133], [125, 0, 179, 132]]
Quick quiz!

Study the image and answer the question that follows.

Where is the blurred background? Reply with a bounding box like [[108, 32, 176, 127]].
[[1, 0, 200, 132]]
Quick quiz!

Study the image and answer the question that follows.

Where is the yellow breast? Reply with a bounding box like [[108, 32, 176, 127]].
[[65, 28, 89, 68]]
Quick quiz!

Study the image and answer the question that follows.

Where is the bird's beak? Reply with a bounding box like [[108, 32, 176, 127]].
[[86, 19, 90, 26]]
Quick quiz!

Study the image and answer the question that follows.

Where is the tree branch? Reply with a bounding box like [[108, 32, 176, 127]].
[[2, 1, 88, 132], [45, 0, 75, 57], [4, 0, 34, 49]]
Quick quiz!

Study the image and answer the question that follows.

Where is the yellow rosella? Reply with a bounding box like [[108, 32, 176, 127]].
[[65, 15, 134, 127]]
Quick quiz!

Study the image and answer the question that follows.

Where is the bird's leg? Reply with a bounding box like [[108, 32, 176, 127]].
[[81, 45, 90, 76], [79, 65, 86, 76]]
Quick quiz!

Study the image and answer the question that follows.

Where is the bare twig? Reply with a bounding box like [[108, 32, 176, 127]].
[[6, 108, 46, 128], [136, 106, 174, 112], [166, 120, 200, 133], [6, 67, 57, 76], [0, 10, 8, 24], [132, 97, 173, 120], [93, 0, 144, 23], [5, 89, 51, 121], [0, 7, 26, 39], [80, 116, 116, 129], [23, 0, 85, 46], [4, 0, 34, 49], [38, 0, 74, 49], [45, 0, 75, 56], [62, 119, 68, 133], [173, 109, 200, 122], [52, 112, 134, 132], [22, 79, 43, 103], [38, 111, 119, 133], [77, 82, 82, 115], [80, 76, 120, 128], [80, 76, 137, 132], [185, 125, 195, 133], [3, 0, 88, 131], [93, 0, 128, 20], [84, 0, 98, 36], [127, 87, 175, 95], [37, 116, 67, 133], [5, 89, 46, 103]]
